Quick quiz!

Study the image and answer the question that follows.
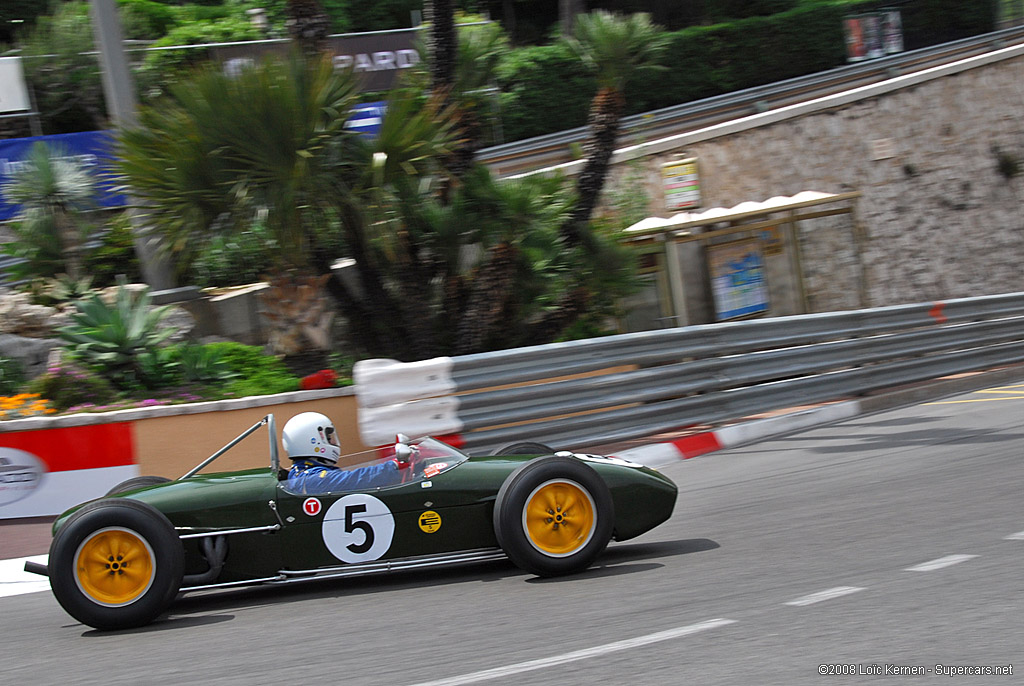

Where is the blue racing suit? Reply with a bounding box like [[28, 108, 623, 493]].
[[286, 459, 403, 494]]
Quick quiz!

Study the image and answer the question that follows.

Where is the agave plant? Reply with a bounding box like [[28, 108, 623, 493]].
[[58, 281, 175, 390], [22, 273, 95, 308]]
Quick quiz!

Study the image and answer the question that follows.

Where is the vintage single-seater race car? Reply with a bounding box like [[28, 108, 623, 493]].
[[26, 414, 677, 630]]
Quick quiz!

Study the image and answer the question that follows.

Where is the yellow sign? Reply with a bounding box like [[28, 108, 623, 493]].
[[418, 510, 442, 533]]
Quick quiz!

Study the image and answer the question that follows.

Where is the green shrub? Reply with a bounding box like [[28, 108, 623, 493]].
[[201, 342, 300, 397], [137, 16, 262, 101], [496, 43, 593, 141], [174, 343, 238, 384], [26, 362, 118, 411], [85, 214, 143, 287], [186, 223, 280, 288], [117, 0, 177, 40], [0, 356, 26, 396]]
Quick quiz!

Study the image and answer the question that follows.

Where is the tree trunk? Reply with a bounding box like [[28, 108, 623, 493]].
[[502, 0, 517, 42], [559, 0, 586, 36], [424, 0, 457, 94], [286, 0, 331, 56], [54, 211, 82, 280], [258, 272, 334, 357], [562, 86, 625, 247], [336, 202, 418, 359], [453, 242, 517, 354]]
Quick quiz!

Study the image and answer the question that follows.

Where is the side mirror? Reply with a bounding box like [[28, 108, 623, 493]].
[[395, 443, 413, 462]]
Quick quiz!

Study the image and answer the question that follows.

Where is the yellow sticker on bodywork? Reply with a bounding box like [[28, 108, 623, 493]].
[[418, 510, 442, 533]]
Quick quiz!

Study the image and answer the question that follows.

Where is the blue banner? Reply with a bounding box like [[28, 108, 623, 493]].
[[0, 131, 125, 221], [345, 101, 386, 138]]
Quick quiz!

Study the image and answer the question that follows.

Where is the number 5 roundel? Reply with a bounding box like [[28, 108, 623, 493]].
[[322, 494, 395, 563]]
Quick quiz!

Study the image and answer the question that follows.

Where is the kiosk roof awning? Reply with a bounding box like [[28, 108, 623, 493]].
[[625, 190, 861, 237]]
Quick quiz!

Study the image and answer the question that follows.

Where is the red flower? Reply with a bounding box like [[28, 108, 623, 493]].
[[300, 369, 338, 390]]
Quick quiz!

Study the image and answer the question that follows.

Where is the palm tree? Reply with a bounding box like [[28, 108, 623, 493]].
[[446, 21, 510, 178], [116, 54, 362, 357], [563, 11, 666, 246], [449, 168, 575, 354], [0, 141, 96, 280]]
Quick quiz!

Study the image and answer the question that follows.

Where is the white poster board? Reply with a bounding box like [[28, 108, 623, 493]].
[[0, 57, 31, 113]]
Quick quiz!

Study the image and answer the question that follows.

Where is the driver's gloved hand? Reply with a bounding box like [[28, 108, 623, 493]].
[[393, 442, 415, 470]]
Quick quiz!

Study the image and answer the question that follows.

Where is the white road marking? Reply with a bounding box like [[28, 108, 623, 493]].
[[904, 554, 978, 572], [785, 586, 865, 607], [404, 618, 737, 686], [1005, 531, 1024, 541], [0, 555, 50, 598]]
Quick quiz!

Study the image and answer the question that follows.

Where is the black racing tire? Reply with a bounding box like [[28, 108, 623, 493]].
[[48, 498, 184, 630], [105, 475, 172, 496], [493, 455, 614, 577], [489, 442, 556, 456]]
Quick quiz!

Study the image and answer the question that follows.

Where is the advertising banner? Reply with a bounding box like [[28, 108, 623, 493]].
[[0, 423, 139, 518], [211, 28, 422, 93], [0, 131, 125, 221], [346, 101, 387, 138], [707, 239, 769, 321]]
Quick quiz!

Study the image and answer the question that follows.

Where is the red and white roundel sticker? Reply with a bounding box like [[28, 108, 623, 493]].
[[303, 498, 322, 516]]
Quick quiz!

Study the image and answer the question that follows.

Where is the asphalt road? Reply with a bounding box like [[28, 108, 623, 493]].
[[3, 383, 1022, 685]]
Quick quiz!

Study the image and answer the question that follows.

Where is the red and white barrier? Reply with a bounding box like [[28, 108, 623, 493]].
[[0, 424, 139, 519]]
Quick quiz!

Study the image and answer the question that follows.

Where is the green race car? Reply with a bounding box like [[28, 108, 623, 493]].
[[26, 414, 677, 630]]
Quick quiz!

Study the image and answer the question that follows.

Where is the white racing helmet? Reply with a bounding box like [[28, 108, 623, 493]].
[[282, 412, 341, 465]]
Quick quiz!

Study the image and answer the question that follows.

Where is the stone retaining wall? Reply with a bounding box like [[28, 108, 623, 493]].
[[610, 49, 1024, 309]]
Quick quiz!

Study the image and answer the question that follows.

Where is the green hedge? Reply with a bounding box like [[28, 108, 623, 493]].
[[497, 1, 997, 142]]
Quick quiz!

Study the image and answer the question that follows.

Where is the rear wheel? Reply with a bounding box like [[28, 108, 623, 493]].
[[493, 456, 613, 577], [49, 499, 184, 630]]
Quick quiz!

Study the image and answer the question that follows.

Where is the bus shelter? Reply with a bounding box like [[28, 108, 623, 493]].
[[619, 191, 864, 331]]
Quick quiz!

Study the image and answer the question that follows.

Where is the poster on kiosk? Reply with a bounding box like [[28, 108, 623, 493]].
[[844, 10, 902, 62]]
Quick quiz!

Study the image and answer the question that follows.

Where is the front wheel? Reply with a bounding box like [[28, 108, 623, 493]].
[[489, 442, 555, 456], [493, 456, 614, 577], [105, 475, 171, 496], [48, 499, 184, 630]]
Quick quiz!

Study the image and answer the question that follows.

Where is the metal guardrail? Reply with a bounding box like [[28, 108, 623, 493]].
[[479, 25, 1024, 176], [354, 292, 1024, 451]]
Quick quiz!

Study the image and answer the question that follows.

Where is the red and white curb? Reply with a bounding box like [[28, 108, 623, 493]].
[[611, 400, 863, 468]]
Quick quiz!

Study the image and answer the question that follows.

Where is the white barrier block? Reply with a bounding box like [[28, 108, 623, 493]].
[[358, 396, 463, 446], [354, 357, 456, 407]]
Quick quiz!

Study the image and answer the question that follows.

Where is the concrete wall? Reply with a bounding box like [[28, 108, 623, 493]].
[[130, 392, 367, 478], [601, 45, 1024, 309], [0, 388, 370, 518]]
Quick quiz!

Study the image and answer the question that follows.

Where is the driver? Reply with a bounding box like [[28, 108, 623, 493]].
[[283, 412, 412, 494]]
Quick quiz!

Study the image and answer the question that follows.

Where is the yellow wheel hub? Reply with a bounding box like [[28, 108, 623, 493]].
[[523, 480, 596, 556], [74, 527, 156, 607]]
